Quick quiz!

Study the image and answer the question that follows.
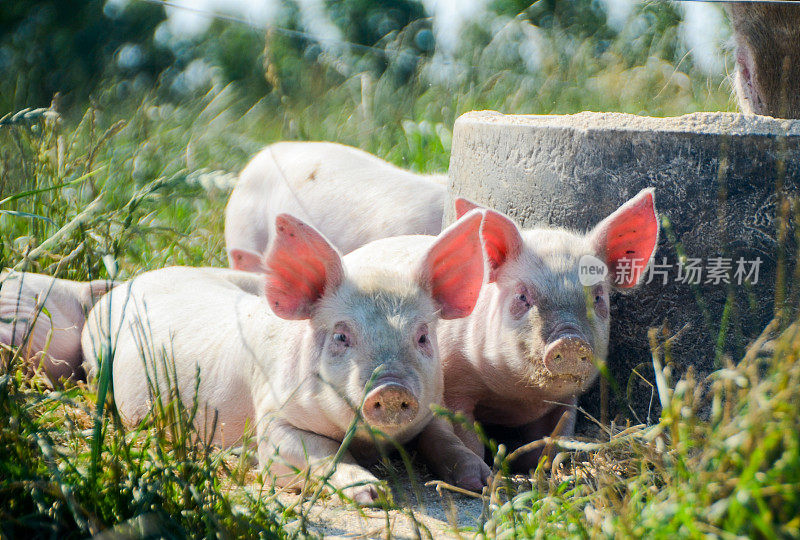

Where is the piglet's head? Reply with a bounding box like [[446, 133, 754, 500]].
[[262, 211, 485, 440], [456, 189, 658, 397]]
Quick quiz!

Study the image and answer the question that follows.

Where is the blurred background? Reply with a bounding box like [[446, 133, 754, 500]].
[[1, 0, 734, 120]]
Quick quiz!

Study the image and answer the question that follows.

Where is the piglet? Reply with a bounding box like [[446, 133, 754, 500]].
[[82, 211, 490, 503], [225, 141, 446, 271], [428, 189, 659, 472], [0, 270, 110, 381]]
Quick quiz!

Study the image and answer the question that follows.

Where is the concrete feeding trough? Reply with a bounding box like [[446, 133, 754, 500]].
[[446, 111, 800, 422]]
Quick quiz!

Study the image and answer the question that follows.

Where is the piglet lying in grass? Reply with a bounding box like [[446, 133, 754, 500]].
[[425, 189, 659, 472], [0, 270, 110, 381], [82, 212, 490, 503], [225, 141, 447, 271]]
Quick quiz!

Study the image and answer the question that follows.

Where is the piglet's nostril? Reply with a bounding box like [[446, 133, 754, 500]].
[[362, 381, 419, 428], [543, 336, 594, 377]]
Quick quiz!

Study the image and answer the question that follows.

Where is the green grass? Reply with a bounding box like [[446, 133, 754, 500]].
[[2, 18, 799, 537], [485, 324, 800, 538], [0, 364, 289, 537]]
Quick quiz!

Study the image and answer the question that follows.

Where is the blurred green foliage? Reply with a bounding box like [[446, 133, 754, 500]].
[[0, 0, 170, 110], [0, 0, 729, 117]]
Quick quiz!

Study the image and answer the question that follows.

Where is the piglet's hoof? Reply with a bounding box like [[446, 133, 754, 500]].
[[450, 453, 492, 493], [345, 483, 384, 506]]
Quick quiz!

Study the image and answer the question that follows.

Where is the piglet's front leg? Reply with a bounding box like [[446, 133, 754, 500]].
[[258, 419, 384, 505], [417, 416, 491, 492], [508, 398, 577, 473], [445, 399, 485, 460]]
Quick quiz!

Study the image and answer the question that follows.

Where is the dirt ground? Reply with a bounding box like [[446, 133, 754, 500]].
[[278, 462, 491, 539]]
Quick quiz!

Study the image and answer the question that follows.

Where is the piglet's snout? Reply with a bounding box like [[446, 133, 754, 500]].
[[543, 336, 594, 377], [362, 380, 419, 428]]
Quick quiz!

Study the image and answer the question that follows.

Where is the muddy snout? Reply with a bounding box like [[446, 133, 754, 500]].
[[543, 335, 594, 377], [362, 379, 419, 428]]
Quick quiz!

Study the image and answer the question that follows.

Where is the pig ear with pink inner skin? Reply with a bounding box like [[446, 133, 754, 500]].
[[479, 208, 524, 283], [417, 210, 486, 319], [263, 214, 345, 320], [229, 248, 267, 273], [590, 188, 659, 289], [454, 197, 484, 219], [456, 198, 524, 284]]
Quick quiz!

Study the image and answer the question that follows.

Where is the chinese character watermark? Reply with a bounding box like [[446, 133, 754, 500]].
[[677, 257, 703, 285], [580, 255, 763, 286]]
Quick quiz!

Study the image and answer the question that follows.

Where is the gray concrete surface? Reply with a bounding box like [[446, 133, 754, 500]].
[[447, 111, 800, 424]]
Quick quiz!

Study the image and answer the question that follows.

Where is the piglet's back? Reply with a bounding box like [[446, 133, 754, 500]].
[[81, 266, 266, 440]]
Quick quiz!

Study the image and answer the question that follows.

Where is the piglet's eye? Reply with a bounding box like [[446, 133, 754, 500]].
[[510, 284, 534, 319], [415, 324, 433, 355], [592, 285, 609, 318], [330, 323, 353, 353]]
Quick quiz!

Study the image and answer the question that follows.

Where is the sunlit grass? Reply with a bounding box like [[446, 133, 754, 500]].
[[481, 320, 800, 538]]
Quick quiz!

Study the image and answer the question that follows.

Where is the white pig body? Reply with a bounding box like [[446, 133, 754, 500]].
[[83, 267, 264, 443], [429, 192, 660, 471], [225, 142, 446, 271], [437, 229, 608, 460], [0, 270, 110, 381], [225, 140, 660, 473], [83, 266, 434, 455], [83, 213, 490, 502]]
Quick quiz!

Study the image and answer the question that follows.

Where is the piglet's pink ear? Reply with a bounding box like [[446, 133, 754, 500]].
[[418, 209, 485, 319], [264, 214, 344, 320], [590, 188, 659, 289], [481, 209, 523, 283], [454, 197, 484, 219], [229, 248, 266, 273]]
